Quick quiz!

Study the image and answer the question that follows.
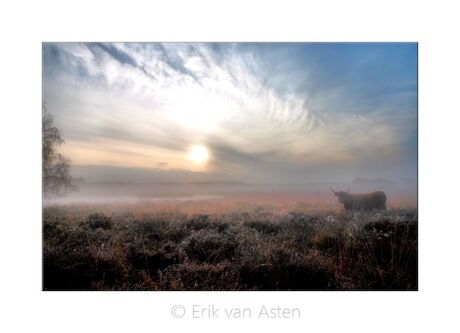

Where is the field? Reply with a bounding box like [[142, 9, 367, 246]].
[[43, 194, 417, 290]]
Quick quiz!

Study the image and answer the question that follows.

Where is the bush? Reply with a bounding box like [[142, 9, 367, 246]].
[[126, 241, 182, 275], [240, 253, 330, 290], [134, 218, 167, 242], [181, 229, 238, 263], [244, 220, 282, 234], [86, 213, 113, 230], [185, 214, 211, 230], [352, 220, 417, 289], [43, 246, 125, 290], [158, 261, 240, 290]]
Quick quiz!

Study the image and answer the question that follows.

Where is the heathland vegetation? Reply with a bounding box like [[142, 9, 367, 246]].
[[43, 202, 417, 290]]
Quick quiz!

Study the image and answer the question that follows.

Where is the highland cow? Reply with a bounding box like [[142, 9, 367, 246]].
[[331, 187, 387, 211]]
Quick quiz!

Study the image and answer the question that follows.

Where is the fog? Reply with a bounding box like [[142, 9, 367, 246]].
[[44, 177, 417, 208]]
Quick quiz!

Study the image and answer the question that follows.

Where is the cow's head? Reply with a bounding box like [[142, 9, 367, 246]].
[[330, 186, 350, 204]]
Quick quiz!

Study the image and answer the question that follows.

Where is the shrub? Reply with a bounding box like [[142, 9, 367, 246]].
[[239, 250, 334, 290], [134, 218, 167, 242], [181, 229, 238, 263], [244, 220, 282, 234], [126, 241, 182, 275], [43, 246, 125, 290], [86, 213, 113, 230], [186, 214, 211, 230], [158, 261, 240, 290], [351, 220, 417, 289]]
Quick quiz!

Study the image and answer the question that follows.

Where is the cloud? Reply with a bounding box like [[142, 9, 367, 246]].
[[87, 42, 156, 80], [43, 43, 417, 183]]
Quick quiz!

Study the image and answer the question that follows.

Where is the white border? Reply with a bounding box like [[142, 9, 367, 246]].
[[1, 0, 459, 332]]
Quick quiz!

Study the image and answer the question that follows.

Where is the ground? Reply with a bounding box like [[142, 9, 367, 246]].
[[43, 198, 417, 290]]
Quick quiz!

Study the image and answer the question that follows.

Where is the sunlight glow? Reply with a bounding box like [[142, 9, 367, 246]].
[[187, 145, 210, 165]]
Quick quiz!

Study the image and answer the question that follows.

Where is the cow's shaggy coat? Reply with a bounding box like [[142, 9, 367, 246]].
[[331, 189, 387, 211]]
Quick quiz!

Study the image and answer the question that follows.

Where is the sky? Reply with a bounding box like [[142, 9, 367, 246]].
[[43, 43, 417, 184]]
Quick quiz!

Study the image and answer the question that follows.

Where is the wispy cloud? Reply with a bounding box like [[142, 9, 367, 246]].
[[43, 42, 417, 182]]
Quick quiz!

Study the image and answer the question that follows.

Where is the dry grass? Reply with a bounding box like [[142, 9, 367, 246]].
[[43, 199, 417, 290]]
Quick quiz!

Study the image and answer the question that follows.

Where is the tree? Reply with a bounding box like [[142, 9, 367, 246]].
[[43, 103, 76, 196]]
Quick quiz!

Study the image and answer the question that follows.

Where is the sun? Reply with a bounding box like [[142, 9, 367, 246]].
[[187, 145, 210, 165]]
